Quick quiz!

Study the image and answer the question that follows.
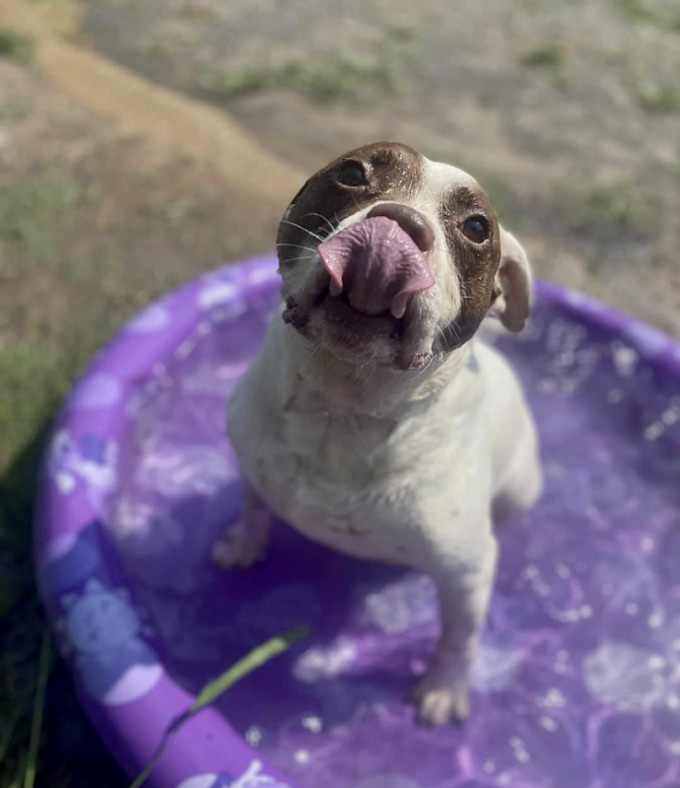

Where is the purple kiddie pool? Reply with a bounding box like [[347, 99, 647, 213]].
[[35, 256, 680, 788]]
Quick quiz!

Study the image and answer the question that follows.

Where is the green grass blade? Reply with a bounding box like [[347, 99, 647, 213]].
[[9, 754, 24, 788], [189, 626, 309, 714], [0, 704, 22, 764], [128, 626, 309, 788], [22, 628, 51, 788], [127, 746, 166, 788]]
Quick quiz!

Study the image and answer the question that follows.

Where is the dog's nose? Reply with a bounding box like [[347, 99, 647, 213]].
[[366, 203, 435, 252]]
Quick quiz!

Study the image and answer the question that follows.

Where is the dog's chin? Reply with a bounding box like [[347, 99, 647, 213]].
[[283, 292, 440, 371], [312, 293, 402, 366]]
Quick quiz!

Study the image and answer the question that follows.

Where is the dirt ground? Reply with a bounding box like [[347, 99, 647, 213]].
[[0, 0, 678, 785], [82, 0, 680, 334]]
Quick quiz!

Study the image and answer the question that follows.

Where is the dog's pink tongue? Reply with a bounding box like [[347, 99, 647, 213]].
[[317, 216, 435, 317]]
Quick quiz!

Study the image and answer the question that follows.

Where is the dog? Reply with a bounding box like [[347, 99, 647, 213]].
[[215, 142, 542, 726]]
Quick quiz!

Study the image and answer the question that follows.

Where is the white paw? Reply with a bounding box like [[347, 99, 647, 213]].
[[410, 675, 469, 726], [211, 520, 268, 570]]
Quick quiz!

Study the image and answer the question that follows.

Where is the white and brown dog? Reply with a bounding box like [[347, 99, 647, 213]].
[[215, 142, 542, 726]]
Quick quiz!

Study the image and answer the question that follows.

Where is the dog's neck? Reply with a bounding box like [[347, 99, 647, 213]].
[[279, 322, 473, 419]]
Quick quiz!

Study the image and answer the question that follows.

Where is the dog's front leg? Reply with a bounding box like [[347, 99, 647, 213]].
[[212, 484, 272, 570], [412, 533, 498, 726]]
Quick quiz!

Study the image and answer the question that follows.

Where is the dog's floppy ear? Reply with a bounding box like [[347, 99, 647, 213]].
[[492, 227, 532, 333]]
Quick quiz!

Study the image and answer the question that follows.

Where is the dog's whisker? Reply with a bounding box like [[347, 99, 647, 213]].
[[276, 242, 320, 254], [300, 212, 337, 236], [435, 324, 449, 346], [435, 319, 462, 352], [279, 219, 327, 244], [448, 323, 462, 348], [278, 252, 317, 266], [349, 192, 364, 215], [303, 340, 324, 373], [363, 361, 378, 386]]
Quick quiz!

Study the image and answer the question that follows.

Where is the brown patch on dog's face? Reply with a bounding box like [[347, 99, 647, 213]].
[[438, 184, 501, 350], [276, 142, 423, 271]]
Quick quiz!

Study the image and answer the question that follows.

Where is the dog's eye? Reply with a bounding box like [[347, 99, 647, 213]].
[[337, 161, 367, 187], [460, 216, 490, 244]]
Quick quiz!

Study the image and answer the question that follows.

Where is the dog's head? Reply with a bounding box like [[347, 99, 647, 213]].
[[277, 142, 531, 371]]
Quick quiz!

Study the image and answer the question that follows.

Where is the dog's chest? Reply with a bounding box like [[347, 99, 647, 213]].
[[249, 389, 451, 564]]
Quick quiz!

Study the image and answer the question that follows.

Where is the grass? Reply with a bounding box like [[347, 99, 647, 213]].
[[634, 80, 680, 112], [583, 186, 644, 230], [0, 173, 99, 481], [520, 43, 567, 69], [0, 98, 31, 123], [614, 0, 680, 32], [0, 170, 109, 786], [22, 630, 51, 788], [0, 159, 208, 487], [585, 187, 639, 229], [0, 173, 78, 263], [612, 0, 680, 114], [0, 173, 88, 484], [615, 0, 657, 23], [519, 43, 569, 87], [203, 24, 418, 102], [0, 346, 74, 484], [207, 55, 393, 102], [127, 628, 308, 788], [0, 28, 35, 64], [558, 180, 659, 237], [0, 165, 200, 786]]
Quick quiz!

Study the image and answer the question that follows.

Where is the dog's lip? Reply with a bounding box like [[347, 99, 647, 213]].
[[283, 285, 404, 335], [317, 290, 405, 338]]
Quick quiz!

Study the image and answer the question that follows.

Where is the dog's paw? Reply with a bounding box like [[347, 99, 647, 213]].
[[211, 519, 269, 570], [410, 676, 469, 726]]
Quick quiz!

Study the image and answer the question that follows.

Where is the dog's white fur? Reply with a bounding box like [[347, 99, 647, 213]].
[[216, 151, 542, 726]]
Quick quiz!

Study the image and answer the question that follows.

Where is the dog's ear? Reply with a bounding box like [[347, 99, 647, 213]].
[[492, 227, 532, 333]]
